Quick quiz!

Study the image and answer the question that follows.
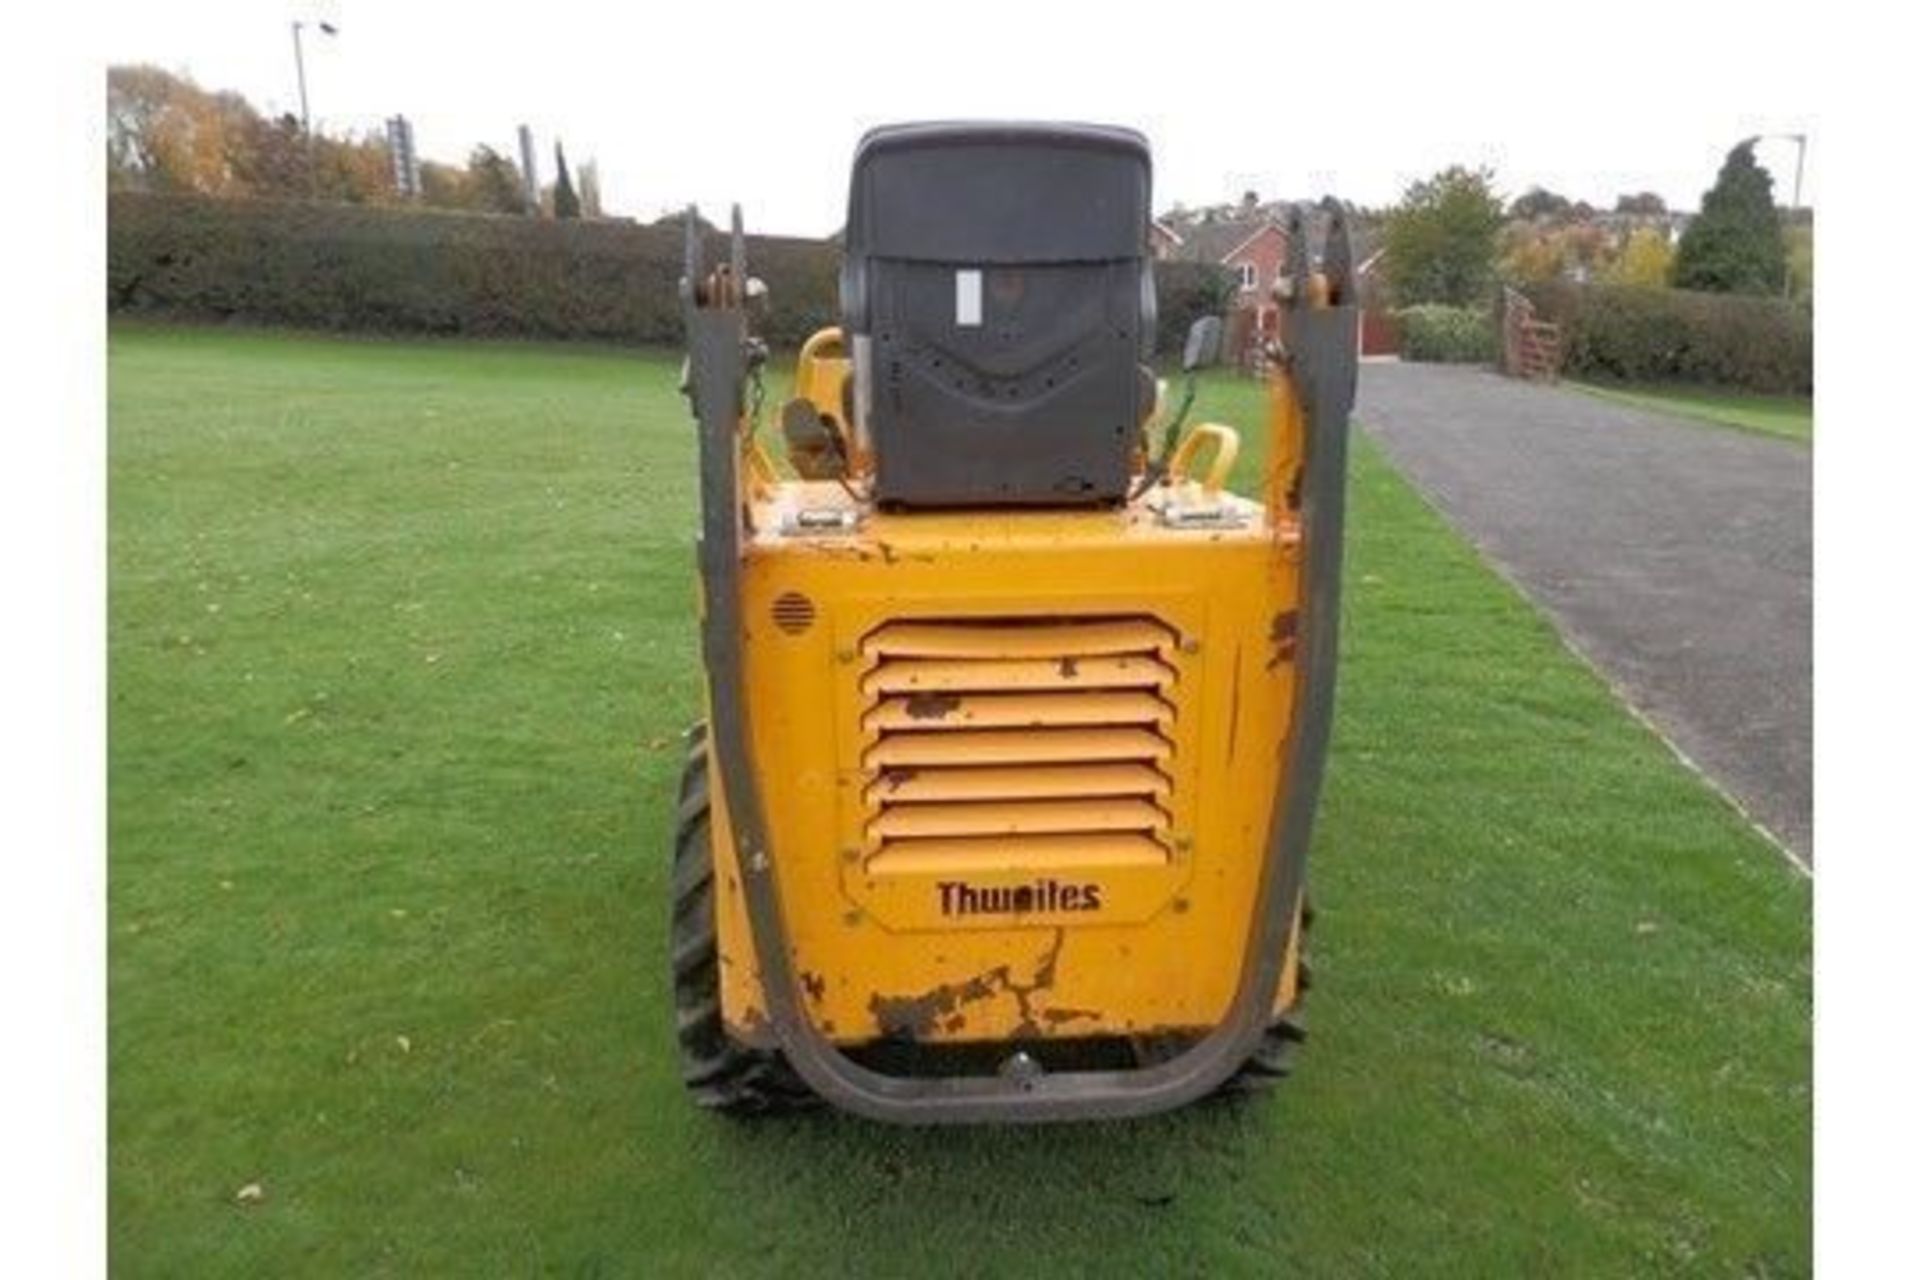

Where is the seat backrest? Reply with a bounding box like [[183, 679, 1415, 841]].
[[840, 122, 1156, 507]]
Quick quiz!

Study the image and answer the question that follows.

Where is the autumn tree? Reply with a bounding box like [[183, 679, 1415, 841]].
[[107, 63, 400, 204], [1672, 140, 1786, 294], [313, 130, 398, 204], [465, 146, 526, 214], [1601, 227, 1675, 287], [1383, 166, 1505, 306], [225, 111, 308, 197], [1614, 191, 1667, 216], [418, 160, 472, 209], [1786, 223, 1813, 301], [1509, 186, 1572, 222], [107, 65, 242, 194], [1500, 222, 1618, 285]]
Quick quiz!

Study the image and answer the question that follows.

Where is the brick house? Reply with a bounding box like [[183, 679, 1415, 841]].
[[1149, 218, 1185, 260], [1163, 216, 1291, 366]]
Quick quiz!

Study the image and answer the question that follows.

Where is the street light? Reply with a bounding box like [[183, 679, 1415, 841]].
[[1741, 132, 1808, 298], [291, 19, 339, 196], [1742, 132, 1808, 211]]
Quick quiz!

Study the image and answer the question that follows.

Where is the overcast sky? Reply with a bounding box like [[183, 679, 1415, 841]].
[[104, 0, 1816, 236]]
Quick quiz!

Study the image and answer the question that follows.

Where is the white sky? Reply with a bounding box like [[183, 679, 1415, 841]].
[[102, 0, 1816, 237]]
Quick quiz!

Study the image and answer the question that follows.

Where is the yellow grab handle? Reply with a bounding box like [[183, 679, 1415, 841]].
[[1166, 423, 1241, 495], [797, 325, 846, 367]]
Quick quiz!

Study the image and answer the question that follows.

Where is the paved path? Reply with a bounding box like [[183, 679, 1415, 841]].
[[1356, 362, 1812, 864]]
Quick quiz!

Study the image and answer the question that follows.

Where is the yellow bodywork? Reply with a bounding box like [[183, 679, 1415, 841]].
[[708, 328, 1310, 1048]]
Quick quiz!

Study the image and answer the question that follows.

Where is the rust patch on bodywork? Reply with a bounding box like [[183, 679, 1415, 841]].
[[902, 692, 961, 721], [1057, 656, 1079, 678], [800, 970, 826, 1003], [867, 929, 1069, 1041], [1267, 609, 1298, 670]]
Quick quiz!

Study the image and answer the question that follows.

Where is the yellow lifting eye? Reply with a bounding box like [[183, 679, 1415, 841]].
[[1165, 423, 1241, 496]]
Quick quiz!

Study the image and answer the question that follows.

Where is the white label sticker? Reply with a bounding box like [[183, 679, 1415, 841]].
[[955, 269, 983, 327]]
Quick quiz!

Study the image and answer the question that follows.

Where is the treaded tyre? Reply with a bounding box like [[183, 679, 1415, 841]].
[[670, 723, 816, 1115], [1214, 898, 1313, 1097]]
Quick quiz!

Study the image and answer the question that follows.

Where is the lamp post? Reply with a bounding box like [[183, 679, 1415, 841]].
[[1742, 132, 1808, 297], [291, 19, 339, 196]]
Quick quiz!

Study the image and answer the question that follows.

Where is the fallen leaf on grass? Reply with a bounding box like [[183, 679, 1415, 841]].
[[234, 1182, 265, 1206], [396, 1035, 412, 1054]]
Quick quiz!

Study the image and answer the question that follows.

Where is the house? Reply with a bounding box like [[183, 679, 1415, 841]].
[[1149, 218, 1185, 260], [1163, 215, 1292, 365]]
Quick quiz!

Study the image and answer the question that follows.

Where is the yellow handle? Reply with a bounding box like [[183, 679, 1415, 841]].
[[1166, 423, 1241, 495], [797, 325, 846, 367]]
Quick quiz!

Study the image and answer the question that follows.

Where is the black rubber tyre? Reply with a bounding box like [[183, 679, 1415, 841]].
[[670, 724, 816, 1115], [1214, 898, 1313, 1097]]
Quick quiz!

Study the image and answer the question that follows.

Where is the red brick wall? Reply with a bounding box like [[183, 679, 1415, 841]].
[[1224, 225, 1289, 302], [1223, 225, 1289, 366]]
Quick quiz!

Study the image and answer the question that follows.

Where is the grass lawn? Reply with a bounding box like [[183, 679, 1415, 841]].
[[110, 324, 1810, 1276], [1573, 382, 1813, 443]]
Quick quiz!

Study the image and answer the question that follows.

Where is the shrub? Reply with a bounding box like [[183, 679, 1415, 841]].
[[1528, 282, 1811, 393], [1394, 304, 1496, 364], [1152, 260, 1236, 361], [109, 193, 1230, 356]]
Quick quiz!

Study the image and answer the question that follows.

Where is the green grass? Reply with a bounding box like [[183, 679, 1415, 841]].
[[1573, 381, 1813, 443], [110, 324, 1810, 1276]]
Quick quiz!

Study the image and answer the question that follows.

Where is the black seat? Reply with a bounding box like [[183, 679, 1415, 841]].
[[839, 122, 1156, 507]]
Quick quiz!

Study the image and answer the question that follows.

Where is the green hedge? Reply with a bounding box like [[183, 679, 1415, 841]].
[[1528, 282, 1812, 394], [109, 193, 1229, 355], [108, 193, 837, 348], [1394, 304, 1496, 364]]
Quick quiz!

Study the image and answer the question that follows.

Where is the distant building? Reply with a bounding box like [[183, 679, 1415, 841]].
[[1161, 216, 1291, 366]]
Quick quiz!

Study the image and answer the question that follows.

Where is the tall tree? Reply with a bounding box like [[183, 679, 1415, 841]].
[[107, 65, 240, 194], [1383, 166, 1505, 306], [1602, 227, 1675, 287], [552, 141, 581, 219], [1510, 186, 1572, 221], [418, 160, 471, 209], [1671, 141, 1786, 294], [226, 112, 308, 198], [577, 159, 603, 218], [464, 145, 525, 215], [1614, 191, 1667, 215]]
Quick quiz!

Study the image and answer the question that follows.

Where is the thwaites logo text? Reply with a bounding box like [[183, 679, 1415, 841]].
[[936, 879, 1104, 917]]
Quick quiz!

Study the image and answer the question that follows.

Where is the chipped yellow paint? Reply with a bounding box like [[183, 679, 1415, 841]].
[[710, 333, 1310, 1047]]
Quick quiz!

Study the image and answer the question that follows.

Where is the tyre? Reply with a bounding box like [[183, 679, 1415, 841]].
[[670, 723, 815, 1115], [1214, 898, 1313, 1096]]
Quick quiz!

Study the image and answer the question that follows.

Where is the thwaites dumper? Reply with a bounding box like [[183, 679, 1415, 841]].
[[673, 122, 1357, 1123]]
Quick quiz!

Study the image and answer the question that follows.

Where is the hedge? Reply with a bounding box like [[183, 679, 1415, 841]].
[[108, 193, 838, 348], [1393, 304, 1496, 364], [109, 193, 1230, 356], [1526, 281, 1812, 394]]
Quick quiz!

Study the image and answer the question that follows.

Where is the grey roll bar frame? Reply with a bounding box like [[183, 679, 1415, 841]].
[[678, 201, 1358, 1124]]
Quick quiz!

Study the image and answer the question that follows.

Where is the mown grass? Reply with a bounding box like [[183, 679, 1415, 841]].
[[110, 324, 1809, 1276], [1573, 381, 1813, 443]]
